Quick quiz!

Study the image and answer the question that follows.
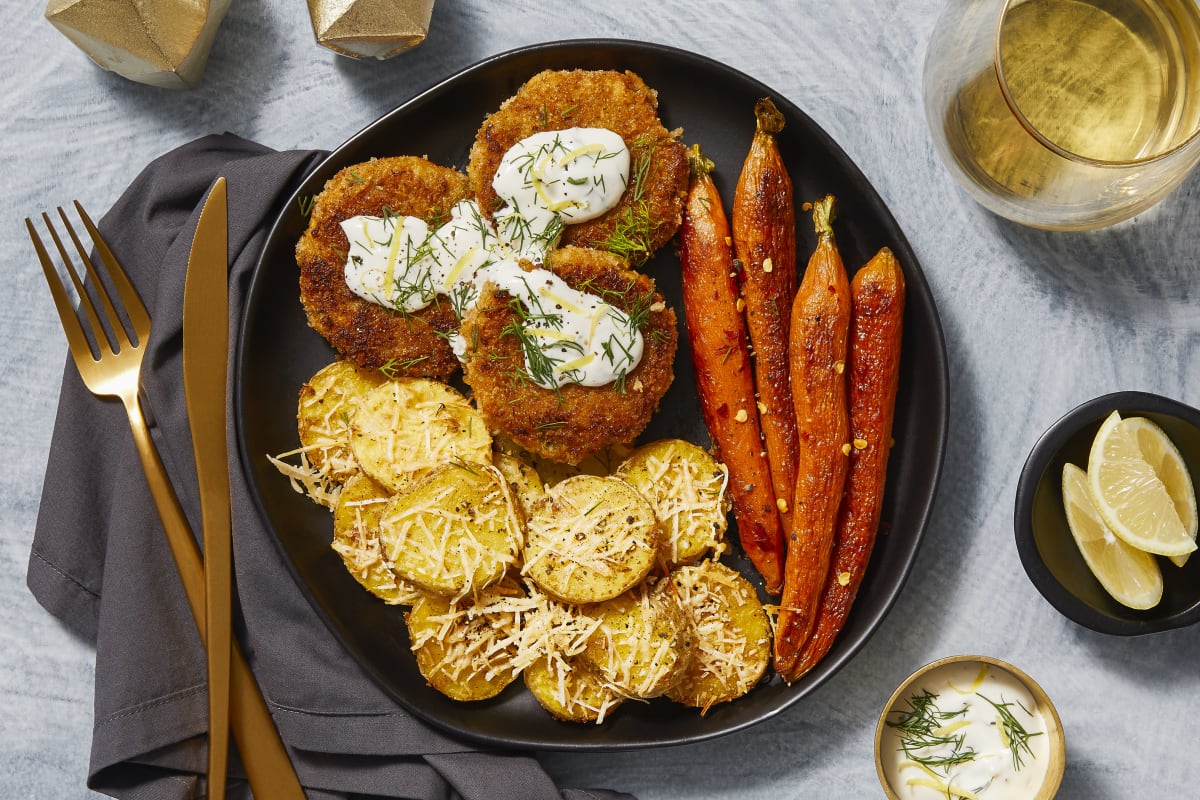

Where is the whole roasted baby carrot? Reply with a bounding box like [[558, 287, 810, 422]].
[[774, 194, 851, 682], [732, 97, 799, 535], [679, 144, 785, 595], [789, 246, 905, 680]]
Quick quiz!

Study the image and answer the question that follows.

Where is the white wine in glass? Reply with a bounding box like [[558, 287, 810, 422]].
[[925, 0, 1200, 230]]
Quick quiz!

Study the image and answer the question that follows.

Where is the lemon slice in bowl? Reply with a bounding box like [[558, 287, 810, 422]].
[[1062, 462, 1163, 610], [1087, 411, 1198, 558]]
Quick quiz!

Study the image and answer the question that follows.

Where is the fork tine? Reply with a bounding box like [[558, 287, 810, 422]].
[[26, 217, 99, 365], [40, 211, 117, 356], [74, 201, 151, 341], [55, 206, 134, 354]]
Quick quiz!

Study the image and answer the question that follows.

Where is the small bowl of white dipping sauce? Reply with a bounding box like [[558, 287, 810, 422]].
[[874, 655, 1065, 800]]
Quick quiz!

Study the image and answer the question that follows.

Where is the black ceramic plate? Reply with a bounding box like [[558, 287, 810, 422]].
[[236, 39, 948, 750]]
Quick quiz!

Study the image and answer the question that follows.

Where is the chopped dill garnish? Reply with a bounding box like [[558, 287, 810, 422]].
[[885, 689, 976, 773], [378, 356, 428, 378], [598, 136, 658, 266], [978, 693, 1043, 771], [297, 194, 315, 218]]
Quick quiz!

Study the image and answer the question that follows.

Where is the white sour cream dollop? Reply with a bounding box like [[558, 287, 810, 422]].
[[491, 128, 630, 263]]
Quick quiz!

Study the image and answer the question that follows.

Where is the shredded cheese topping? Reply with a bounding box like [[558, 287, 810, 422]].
[[621, 446, 730, 564]]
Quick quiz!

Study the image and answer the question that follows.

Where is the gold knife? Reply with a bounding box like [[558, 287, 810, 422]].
[[182, 177, 231, 800]]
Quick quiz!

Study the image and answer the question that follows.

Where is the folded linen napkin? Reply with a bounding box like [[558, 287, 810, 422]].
[[27, 133, 635, 800]]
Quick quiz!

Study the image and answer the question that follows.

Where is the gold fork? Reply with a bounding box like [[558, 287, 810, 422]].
[[27, 203, 305, 798]]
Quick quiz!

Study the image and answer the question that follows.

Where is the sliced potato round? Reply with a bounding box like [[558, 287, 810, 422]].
[[525, 655, 624, 724], [378, 462, 522, 598], [297, 360, 386, 481], [492, 450, 547, 522], [349, 378, 491, 493], [615, 439, 730, 566], [581, 580, 694, 699], [330, 474, 420, 605], [664, 561, 770, 711], [523, 475, 659, 604], [405, 582, 526, 702], [493, 436, 632, 487]]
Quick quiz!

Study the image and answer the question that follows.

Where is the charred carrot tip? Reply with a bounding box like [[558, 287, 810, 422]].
[[811, 194, 837, 238], [687, 144, 715, 179], [753, 97, 786, 136]]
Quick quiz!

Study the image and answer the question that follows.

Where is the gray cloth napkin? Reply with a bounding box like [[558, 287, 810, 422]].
[[27, 133, 635, 800]]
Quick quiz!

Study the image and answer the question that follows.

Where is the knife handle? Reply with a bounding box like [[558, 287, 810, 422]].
[[125, 396, 306, 797]]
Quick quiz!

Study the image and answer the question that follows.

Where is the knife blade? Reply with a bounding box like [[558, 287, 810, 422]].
[[182, 177, 231, 800]]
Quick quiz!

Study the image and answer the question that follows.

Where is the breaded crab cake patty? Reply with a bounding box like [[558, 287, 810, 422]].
[[468, 69, 688, 267], [459, 246, 677, 465], [296, 156, 468, 378]]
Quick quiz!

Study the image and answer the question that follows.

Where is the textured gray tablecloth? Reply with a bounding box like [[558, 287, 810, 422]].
[[4, 1, 1199, 798]]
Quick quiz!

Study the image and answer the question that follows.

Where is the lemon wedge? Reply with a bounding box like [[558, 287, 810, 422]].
[[1062, 462, 1162, 610], [1087, 411, 1198, 558]]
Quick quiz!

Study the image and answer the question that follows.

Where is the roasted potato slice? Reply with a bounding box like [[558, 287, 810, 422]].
[[492, 450, 547, 522], [405, 582, 526, 702], [349, 378, 491, 493], [378, 462, 522, 598], [523, 475, 659, 604], [581, 580, 694, 699], [330, 474, 420, 605], [493, 436, 632, 488], [615, 439, 731, 566], [298, 360, 387, 482], [665, 561, 771, 711], [525, 655, 624, 724]]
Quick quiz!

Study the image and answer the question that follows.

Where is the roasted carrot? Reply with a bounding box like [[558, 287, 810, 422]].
[[789, 247, 905, 680], [732, 97, 800, 534], [679, 145, 785, 595], [774, 194, 852, 682]]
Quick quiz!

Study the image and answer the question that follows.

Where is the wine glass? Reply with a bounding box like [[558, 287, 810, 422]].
[[924, 0, 1200, 230]]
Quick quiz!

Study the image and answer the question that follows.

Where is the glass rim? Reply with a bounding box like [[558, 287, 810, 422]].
[[991, 0, 1200, 167]]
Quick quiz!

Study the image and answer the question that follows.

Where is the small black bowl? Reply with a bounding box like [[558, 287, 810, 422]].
[[1015, 391, 1200, 635]]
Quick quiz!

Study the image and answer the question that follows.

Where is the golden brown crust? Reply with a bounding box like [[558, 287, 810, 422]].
[[296, 156, 469, 377], [467, 69, 688, 266], [459, 246, 677, 465]]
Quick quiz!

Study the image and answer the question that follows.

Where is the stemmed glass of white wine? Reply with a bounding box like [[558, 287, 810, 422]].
[[924, 0, 1200, 230]]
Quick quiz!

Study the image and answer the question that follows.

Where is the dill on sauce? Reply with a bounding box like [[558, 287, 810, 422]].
[[885, 689, 977, 773], [978, 693, 1043, 771]]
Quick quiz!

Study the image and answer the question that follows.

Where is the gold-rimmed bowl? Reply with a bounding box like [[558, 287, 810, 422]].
[[874, 655, 1065, 800]]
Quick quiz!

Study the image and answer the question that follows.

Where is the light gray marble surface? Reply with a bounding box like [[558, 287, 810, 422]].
[[3, 1, 1198, 797]]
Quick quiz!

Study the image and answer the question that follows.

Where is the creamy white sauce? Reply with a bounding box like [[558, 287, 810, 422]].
[[881, 662, 1050, 800], [340, 214, 436, 313], [480, 261, 644, 389], [491, 128, 630, 263], [336, 128, 641, 389]]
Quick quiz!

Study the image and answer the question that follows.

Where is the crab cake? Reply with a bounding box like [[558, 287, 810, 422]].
[[460, 246, 677, 465], [468, 69, 688, 267], [297, 156, 469, 378]]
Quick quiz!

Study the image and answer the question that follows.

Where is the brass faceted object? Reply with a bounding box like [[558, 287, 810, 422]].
[[307, 0, 434, 60], [44, 0, 232, 89]]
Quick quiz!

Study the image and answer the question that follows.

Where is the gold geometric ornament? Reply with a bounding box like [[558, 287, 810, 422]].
[[306, 0, 434, 60], [44, 0, 232, 90]]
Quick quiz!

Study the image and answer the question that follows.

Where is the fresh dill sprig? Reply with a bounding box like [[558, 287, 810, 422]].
[[978, 693, 1042, 771], [378, 355, 428, 378], [885, 689, 976, 773], [297, 194, 315, 218], [598, 136, 658, 266]]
